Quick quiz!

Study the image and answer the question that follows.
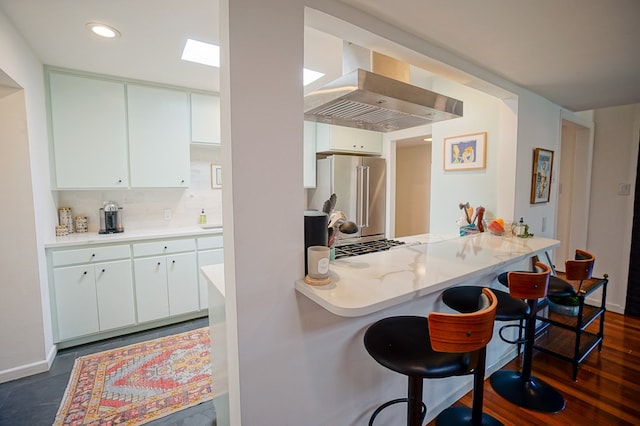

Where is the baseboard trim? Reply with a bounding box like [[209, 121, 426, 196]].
[[0, 342, 57, 384]]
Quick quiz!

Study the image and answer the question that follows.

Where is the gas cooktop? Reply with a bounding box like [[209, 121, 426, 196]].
[[334, 239, 406, 259]]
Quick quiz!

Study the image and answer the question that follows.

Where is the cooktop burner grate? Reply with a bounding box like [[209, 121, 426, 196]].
[[334, 239, 406, 259]]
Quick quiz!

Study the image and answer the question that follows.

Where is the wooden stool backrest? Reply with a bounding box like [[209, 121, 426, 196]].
[[565, 249, 595, 281], [507, 262, 550, 300], [428, 288, 497, 353]]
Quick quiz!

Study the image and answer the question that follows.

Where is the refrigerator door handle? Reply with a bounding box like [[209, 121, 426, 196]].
[[357, 165, 364, 227], [364, 166, 370, 228]]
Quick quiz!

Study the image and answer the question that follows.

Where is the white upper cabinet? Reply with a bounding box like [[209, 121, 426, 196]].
[[315, 123, 383, 156], [48, 72, 129, 188], [127, 84, 191, 188], [191, 93, 221, 144]]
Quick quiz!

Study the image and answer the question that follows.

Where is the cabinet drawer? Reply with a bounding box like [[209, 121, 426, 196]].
[[197, 235, 223, 250], [51, 245, 131, 267], [133, 238, 196, 257]]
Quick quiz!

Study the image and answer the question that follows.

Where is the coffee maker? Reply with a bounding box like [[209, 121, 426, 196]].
[[99, 201, 124, 234]]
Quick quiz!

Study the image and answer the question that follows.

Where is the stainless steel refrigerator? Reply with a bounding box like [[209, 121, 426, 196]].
[[309, 155, 386, 242]]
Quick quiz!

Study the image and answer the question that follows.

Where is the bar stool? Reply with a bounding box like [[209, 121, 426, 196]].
[[443, 286, 529, 354], [553, 249, 595, 294], [364, 288, 500, 426], [489, 262, 566, 413]]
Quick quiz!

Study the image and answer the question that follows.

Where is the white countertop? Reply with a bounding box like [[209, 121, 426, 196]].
[[202, 264, 225, 297], [45, 225, 223, 248], [295, 233, 560, 317]]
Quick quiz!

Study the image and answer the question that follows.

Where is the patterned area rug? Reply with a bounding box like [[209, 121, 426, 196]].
[[54, 327, 213, 425]]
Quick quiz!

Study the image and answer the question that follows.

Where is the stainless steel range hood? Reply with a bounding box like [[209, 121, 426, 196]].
[[304, 46, 463, 132]]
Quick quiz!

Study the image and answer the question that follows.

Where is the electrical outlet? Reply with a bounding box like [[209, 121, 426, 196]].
[[163, 209, 172, 220]]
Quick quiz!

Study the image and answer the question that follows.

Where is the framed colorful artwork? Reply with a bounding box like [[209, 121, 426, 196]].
[[443, 131, 487, 171], [530, 148, 554, 204]]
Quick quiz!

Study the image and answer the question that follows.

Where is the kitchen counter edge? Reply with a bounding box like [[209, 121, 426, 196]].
[[44, 226, 223, 248]]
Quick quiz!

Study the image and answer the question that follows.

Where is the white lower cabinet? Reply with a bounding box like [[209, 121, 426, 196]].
[[49, 234, 220, 345], [133, 239, 200, 323], [133, 256, 170, 322], [167, 252, 199, 315], [53, 258, 135, 341]]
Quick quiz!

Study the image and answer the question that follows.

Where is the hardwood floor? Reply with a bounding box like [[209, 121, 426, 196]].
[[429, 311, 640, 425]]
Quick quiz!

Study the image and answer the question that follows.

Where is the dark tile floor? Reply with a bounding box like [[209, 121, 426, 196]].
[[0, 317, 216, 426]]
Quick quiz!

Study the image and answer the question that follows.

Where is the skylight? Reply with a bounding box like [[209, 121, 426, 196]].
[[303, 68, 324, 86], [182, 39, 220, 67], [181, 39, 324, 86]]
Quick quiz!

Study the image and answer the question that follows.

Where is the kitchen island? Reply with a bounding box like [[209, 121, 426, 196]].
[[290, 232, 559, 424]]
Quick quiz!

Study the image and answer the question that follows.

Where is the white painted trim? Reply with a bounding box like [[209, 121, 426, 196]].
[[0, 343, 56, 384]]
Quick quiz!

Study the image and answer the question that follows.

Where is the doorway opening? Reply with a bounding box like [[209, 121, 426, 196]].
[[394, 135, 432, 237], [554, 118, 593, 265]]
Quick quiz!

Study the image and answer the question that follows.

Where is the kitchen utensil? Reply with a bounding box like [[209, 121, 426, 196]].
[[328, 211, 347, 228], [458, 202, 471, 224], [473, 206, 485, 232], [339, 221, 358, 234], [322, 193, 338, 215]]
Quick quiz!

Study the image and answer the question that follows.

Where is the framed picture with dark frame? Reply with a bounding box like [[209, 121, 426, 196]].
[[530, 148, 554, 204], [443, 131, 487, 171]]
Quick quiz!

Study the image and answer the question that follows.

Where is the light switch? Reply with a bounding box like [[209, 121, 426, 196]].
[[618, 183, 631, 196]]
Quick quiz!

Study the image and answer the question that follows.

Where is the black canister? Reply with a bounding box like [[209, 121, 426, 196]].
[[304, 210, 328, 275]]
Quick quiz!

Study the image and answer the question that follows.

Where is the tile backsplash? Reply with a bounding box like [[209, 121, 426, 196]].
[[55, 145, 223, 232]]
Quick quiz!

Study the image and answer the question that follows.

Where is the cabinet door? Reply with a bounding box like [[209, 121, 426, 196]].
[[315, 123, 383, 155], [128, 84, 190, 188], [49, 72, 129, 188], [52, 265, 99, 341], [167, 252, 199, 316], [191, 93, 221, 144], [134, 256, 170, 322], [95, 259, 135, 331], [197, 248, 224, 310], [303, 121, 316, 188]]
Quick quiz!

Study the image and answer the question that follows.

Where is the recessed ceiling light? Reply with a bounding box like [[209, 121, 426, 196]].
[[182, 39, 220, 67], [86, 22, 120, 38]]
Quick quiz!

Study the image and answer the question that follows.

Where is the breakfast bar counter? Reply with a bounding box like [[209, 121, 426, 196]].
[[295, 233, 560, 317]]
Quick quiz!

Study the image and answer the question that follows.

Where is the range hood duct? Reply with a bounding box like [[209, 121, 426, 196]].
[[304, 44, 463, 132]]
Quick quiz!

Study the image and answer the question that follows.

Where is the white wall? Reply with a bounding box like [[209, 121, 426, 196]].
[[0, 9, 56, 382], [430, 78, 504, 234], [588, 104, 640, 312]]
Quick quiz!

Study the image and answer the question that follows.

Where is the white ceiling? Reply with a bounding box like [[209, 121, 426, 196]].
[[1, 0, 638, 111]]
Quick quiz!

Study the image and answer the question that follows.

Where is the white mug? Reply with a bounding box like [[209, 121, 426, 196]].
[[307, 246, 330, 279]]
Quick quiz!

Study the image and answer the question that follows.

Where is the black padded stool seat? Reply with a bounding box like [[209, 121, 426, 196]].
[[442, 286, 529, 320], [497, 272, 574, 297], [364, 288, 501, 426], [365, 316, 475, 378]]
